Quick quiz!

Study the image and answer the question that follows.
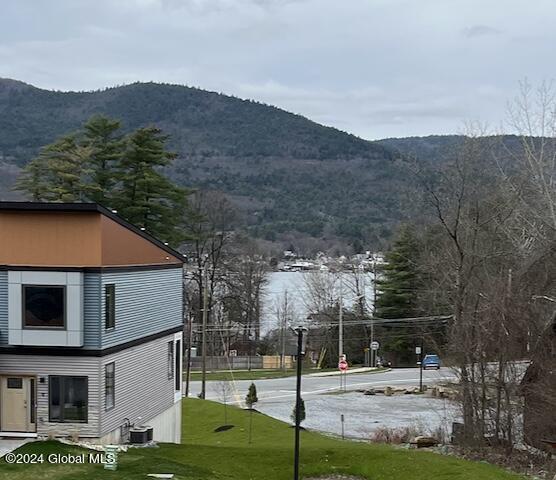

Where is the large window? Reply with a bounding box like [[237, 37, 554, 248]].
[[105, 284, 116, 329], [49, 376, 88, 423], [23, 286, 65, 328], [105, 362, 115, 411]]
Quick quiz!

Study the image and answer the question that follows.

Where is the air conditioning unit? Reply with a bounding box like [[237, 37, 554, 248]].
[[129, 426, 153, 444]]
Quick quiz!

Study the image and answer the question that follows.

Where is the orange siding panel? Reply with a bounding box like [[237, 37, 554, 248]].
[[100, 215, 182, 266], [0, 211, 102, 266]]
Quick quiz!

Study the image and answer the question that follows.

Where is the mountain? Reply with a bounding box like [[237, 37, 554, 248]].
[[0, 78, 413, 249]]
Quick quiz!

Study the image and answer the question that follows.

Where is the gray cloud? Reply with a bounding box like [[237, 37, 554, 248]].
[[0, 0, 553, 139], [463, 25, 502, 38]]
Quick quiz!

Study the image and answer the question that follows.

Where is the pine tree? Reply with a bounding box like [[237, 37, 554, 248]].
[[374, 225, 422, 363], [291, 398, 306, 425], [82, 115, 123, 205], [15, 117, 189, 247], [245, 382, 258, 408], [245, 382, 258, 444], [375, 226, 420, 318], [13, 157, 50, 201], [113, 127, 188, 246], [16, 135, 95, 202]]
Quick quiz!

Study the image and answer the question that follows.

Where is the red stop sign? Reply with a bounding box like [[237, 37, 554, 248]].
[[338, 360, 348, 371]]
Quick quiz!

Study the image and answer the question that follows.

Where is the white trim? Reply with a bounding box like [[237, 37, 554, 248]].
[[173, 332, 183, 403], [0, 432, 38, 438], [8, 270, 84, 347]]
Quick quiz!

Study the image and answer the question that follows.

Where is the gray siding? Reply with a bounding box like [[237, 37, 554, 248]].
[[83, 273, 101, 349], [100, 334, 177, 436], [0, 268, 182, 350], [0, 271, 7, 345], [100, 268, 183, 349], [0, 334, 177, 439], [0, 355, 101, 437]]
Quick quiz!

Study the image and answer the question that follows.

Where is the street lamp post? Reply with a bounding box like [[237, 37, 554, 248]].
[[293, 326, 307, 480], [200, 262, 209, 400]]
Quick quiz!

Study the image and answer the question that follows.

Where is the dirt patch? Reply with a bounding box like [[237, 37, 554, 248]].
[[213, 425, 235, 433]]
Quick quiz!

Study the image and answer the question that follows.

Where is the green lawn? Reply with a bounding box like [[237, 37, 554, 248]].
[[0, 399, 523, 480]]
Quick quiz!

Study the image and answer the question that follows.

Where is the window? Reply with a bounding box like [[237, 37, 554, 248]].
[[105, 362, 115, 411], [23, 286, 65, 328], [168, 341, 174, 380], [105, 284, 116, 329], [7, 377, 22, 389], [175, 340, 181, 391], [49, 376, 88, 423]]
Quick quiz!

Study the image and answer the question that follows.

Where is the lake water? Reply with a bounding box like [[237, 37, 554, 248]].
[[262, 271, 376, 333]]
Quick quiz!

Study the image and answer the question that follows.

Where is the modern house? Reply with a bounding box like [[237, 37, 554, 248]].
[[0, 202, 184, 443], [520, 314, 556, 450]]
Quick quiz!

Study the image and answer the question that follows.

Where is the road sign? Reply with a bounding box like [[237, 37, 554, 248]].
[[415, 346, 422, 355], [338, 359, 348, 371], [370, 341, 380, 350]]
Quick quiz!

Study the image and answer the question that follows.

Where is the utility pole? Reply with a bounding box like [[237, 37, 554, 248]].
[[371, 258, 377, 367], [419, 337, 424, 393], [200, 262, 209, 400], [293, 326, 307, 480], [338, 274, 343, 358], [280, 290, 288, 371], [184, 313, 194, 398]]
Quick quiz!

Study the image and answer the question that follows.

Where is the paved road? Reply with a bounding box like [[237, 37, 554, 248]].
[[186, 367, 456, 404], [186, 367, 458, 439]]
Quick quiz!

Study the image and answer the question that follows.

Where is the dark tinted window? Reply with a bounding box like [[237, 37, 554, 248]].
[[105, 284, 116, 329], [7, 377, 22, 389], [105, 362, 115, 410], [49, 376, 88, 423], [24, 286, 65, 328], [175, 340, 181, 391]]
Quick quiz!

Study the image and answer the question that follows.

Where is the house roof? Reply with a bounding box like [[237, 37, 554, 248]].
[[0, 201, 185, 264]]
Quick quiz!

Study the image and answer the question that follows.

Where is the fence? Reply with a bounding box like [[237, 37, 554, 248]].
[[189, 355, 294, 371]]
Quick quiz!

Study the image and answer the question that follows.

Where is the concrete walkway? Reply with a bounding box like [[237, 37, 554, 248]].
[[0, 438, 33, 458]]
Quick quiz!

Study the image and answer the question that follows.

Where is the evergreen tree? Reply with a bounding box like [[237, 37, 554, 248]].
[[15, 116, 189, 247], [291, 398, 306, 425], [13, 157, 50, 201], [16, 135, 95, 202], [245, 382, 258, 445], [375, 226, 420, 318], [374, 226, 422, 363], [113, 127, 188, 246], [81, 115, 123, 205], [245, 382, 258, 408]]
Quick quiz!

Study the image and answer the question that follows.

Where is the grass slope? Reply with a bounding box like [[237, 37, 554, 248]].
[[0, 398, 522, 480]]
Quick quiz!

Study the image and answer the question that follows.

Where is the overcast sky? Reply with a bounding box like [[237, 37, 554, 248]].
[[1, 0, 554, 139]]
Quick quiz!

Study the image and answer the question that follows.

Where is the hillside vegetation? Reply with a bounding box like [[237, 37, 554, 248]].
[[0, 78, 411, 247]]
